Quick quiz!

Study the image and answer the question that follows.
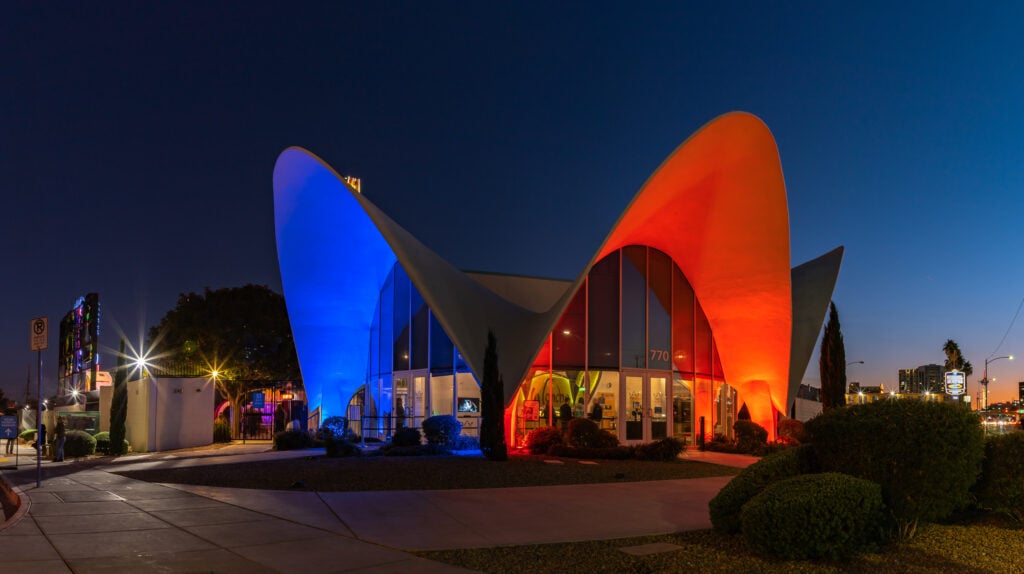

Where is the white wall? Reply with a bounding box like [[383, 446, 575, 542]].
[[793, 397, 822, 422], [126, 377, 215, 452]]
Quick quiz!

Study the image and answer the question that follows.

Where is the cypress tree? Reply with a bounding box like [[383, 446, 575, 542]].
[[479, 331, 507, 461], [819, 302, 847, 411], [108, 338, 129, 455]]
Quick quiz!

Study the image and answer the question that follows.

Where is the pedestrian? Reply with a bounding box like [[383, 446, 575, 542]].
[[54, 417, 66, 462], [32, 422, 47, 455], [559, 398, 573, 429]]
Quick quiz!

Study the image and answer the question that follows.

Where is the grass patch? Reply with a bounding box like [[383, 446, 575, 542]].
[[418, 517, 1024, 574], [114, 453, 739, 491]]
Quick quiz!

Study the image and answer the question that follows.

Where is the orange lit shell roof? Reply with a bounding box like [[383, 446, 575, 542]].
[[596, 112, 793, 422]]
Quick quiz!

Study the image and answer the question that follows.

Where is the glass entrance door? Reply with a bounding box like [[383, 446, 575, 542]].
[[622, 371, 672, 443]]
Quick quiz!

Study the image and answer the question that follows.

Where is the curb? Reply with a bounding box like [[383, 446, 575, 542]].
[[0, 472, 30, 532]]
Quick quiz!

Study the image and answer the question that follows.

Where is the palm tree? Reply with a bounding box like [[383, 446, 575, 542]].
[[942, 339, 973, 376]]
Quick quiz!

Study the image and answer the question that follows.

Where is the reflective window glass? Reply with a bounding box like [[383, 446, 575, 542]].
[[695, 297, 712, 376], [393, 266, 410, 371], [429, 311, 454, 375], [411, 286, 428, 370], [621, 246, 647, 369], [671, 265, 694, 373], [588, 251, 619, 368], [553, 285, 586, 369], [379, 268, 395, 374], [648, 249, 672, 370]]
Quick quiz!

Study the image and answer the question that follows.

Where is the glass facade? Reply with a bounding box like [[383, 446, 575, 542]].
[[354, 263, 480, 441], [351, 246, 732, 449], [512, 245, 731, 447]]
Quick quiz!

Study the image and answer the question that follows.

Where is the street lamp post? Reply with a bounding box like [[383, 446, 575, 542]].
[[983, 355, 1013, 410]]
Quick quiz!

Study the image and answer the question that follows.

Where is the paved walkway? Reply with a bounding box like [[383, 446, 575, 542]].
[[0, 445, 756, 573]]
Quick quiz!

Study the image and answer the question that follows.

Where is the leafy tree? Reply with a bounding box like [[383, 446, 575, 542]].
[[819, 301, 847, 411], [148, 285, 300, 434], [108, 338, 129, 455], [479, 330, 507, 461]]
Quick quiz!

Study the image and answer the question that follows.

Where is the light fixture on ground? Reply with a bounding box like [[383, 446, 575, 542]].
[[983, 355, 1013, 409]]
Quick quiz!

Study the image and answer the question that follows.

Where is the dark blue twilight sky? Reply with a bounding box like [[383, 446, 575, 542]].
[[3, 3, 1024, 403]]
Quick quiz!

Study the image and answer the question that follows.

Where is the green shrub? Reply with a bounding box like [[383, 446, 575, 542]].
[[391, 426, 422, 447], [546, 444, 635, 459], [634, 437, 685, 461], [565, 418, 619, 448], [320, 415, 359, 442], [213, 421, 232, 443], [709, 444, 817, 534], [64, 430, 97, 458], [322, 416, 348, 436], [91, 431, 129, 455], [422, 415, 462, 446], [19, 429, 36, 441], [324, 434, 362, 458], [974, 432, 1024, 521], [273, 429, 312, 450], [526, 426, 563, 454], [777, 419, 807, 445], [740, 473, 887, 561], [734, 420, 768, 454], [805, 399, 984, 536]]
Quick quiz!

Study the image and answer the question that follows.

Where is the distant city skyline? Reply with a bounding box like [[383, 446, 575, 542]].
[[4, 3, 1024, 404]]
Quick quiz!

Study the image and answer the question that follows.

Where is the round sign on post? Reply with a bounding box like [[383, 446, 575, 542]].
[[30, 317, 48, 351]]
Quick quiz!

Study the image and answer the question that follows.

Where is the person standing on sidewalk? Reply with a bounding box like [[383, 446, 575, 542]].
[[54, 417, 66, 462]]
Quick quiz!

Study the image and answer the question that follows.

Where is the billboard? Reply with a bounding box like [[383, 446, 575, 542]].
[[944, 370, 965, 396]]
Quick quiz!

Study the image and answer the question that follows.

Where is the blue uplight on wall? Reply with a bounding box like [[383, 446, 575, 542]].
[[274, 148, 398, 419]]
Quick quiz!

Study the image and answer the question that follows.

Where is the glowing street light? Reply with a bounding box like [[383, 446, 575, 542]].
[[983, 355, 1013, 409]]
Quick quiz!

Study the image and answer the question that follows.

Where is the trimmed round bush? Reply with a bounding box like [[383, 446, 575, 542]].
[[64, 430, 96, 458], [634, 437, 685, 461], [777, 419, 807, 445], [733, 420, 768, 454], [422, 415, 462, 446], [709, 444, 817, 534], [391, 426, 422, 447], [805, 399, 984, 531], [273, 429, 312, 450], [92, 431, 130, 455], [526, 426, 563, 454], [973, 432, 1024, 521], [19, 429, 36, 442], [565, 418, 619, 449], [741, 473, 887, 561]]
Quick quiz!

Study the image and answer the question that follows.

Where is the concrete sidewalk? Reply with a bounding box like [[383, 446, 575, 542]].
[[1, 446, 754, 573]]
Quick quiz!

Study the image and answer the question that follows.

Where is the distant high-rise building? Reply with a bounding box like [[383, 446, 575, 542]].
[[898, 369, 915, 393], [896, 364, 944, 394], [1018, 381, 1024, 403]]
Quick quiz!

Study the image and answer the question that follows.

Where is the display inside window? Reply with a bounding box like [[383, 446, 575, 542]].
[[457, 397, 480, 413]]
